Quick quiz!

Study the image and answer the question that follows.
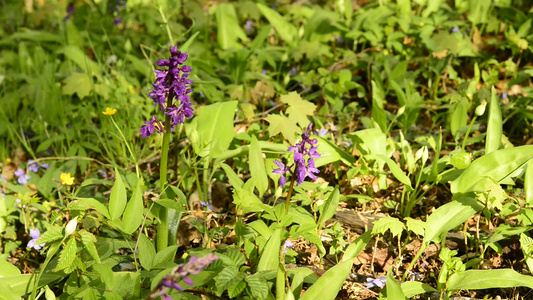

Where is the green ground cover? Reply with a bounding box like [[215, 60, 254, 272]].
[[1, 0, 533, 299]]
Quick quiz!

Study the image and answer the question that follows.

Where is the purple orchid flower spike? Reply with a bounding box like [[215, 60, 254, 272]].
[[141, 46, 194, 138], [150, 253, 218, 299], [274, 123, 321, 187]]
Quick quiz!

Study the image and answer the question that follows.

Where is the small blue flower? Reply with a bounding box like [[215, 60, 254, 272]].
[[27, 228, 45, 250], [283, 240, 294, 253], [363, 276, 386, 289], [14, 168, 30, 185]]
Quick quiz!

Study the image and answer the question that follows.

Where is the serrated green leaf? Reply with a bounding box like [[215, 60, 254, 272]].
[[67, 200, 90, 211], [215, 267, 240, 295], [109, 168, 127, 221], [281, 92, 316, 128], [79, 230, 100, 263], [245, 274, 269, 299], [64, 256, 84, 274], [265, 113, 301, 143], [249, 136, 269, 200], [36, 226, 63, 244], [371, 216, 405, 238], [55, 236, 77, 271], [228, 278, 247, 298], [405, 218, 425, 236], [62, 72, 92, 99], [218, 247, 246, 268]]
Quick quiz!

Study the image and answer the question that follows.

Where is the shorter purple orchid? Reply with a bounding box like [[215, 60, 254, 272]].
[[273, 123, 321, 187], [150, 253, 218, 299], [27, 228, 45, 250], [140, 116, 165, 138], [14, 168, 30, 185]]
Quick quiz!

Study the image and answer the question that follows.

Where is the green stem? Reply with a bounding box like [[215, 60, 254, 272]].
[[110, 116, 140, 178], [285, 177, 296, 214], [156, 93, 174, 252], [462, 115, 477, 150]]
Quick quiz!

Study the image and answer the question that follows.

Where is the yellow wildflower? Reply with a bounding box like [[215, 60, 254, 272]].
[[103, 107, 117, 116], [60, 173, 74, 185]]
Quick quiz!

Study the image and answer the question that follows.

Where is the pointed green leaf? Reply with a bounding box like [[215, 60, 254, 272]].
[[299, 259, 352, 300], [257, 4, 297, 46], [79, 229, 100, 263], [195, 101, 238, 158], [447, 269, 533, 291], [424, 197, 483, 244], [216, 4, 248, 49], [486, 86, 502, 154], [318, 187, 340, 226], [120, 181, 143, 234], [109, 168, 127, 221], [138, 233, 156, 270], [249, 136, 269, 199], [257, 229, 281, 272]]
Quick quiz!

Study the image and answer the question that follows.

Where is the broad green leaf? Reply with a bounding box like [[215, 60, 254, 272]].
[[375, 154, 413, 190], [406, 218, 425, 236], [424, 197, 483, 244], [467, 0, 491, 24], [257, 229, 281, 272], [55, 236, 77, 271], [215, 4, 248, 49], [299, 259, 352, 300], [228, 279, 247, 298], [525, 160, 533, 205], [0, 259, 21, 277], [382, 267, 406, 299], [447, 269, 533, 291], [400, 281, 438, 298], [314, 136, 356, 167], [342, 231, 371, 262], [257, 4, 297, 46], [56, 45, 101, 76], [138, 233, 156, 270], [486, 87, 502, 154], [112, 272, 141, 298], [62, 72, 92, 99], [249, 136, 269, 199], [350, 128, 386, 156], [152, 245, 178, 268], [194, 101, 238, 158], [93, 264, 114, 290], [371, 216, 405, 238], [265, 113, 301, 143], [0, 274, 62, 298], [318, 187, 340, 226], [36, 226, 63, 244], [450, 98, 468, 137], [109, 168, 127, 221], [281, 92, 316, 128], [79, 230, 100, 263], [451, 146, 533, 194], [120, 181, 143, 234]]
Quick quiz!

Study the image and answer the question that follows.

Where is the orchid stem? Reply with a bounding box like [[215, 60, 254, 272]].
[[285, 177, 295, 214]]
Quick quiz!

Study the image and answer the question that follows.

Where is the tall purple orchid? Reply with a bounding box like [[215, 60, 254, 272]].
[[140, 46, 194, 138]]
